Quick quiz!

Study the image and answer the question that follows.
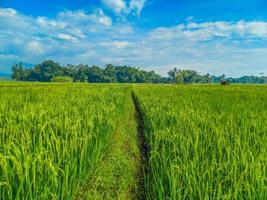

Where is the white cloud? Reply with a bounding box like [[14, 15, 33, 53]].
[[37, 16, 66, 28], [27, 41, 44, 54], [100, 41, 130, 48], [89, 9, 113, 26], [102, 0, 147, 16], [58, 10, 87, 20], [58, 9, 112, 27], [148, 21, 267, 42], [129, 0, 146, 16], [57, 33, 77, 42], [0, 7, 134, 68], [1, 7, 267, 76], [102, 0, 126, 14], [0, 7, 17, 16]]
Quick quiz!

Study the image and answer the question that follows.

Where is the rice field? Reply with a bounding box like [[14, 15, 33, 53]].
[[0, 83, 130, 199], [0, 82, 267, 199], [133, 85, 267, 199]]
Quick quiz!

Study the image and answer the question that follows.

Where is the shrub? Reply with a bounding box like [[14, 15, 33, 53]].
[[220, 80, 231, 85], [51, 76, 73, 82]]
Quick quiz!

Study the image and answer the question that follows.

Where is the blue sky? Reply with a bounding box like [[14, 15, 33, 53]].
[[1, 0, 267, 76]]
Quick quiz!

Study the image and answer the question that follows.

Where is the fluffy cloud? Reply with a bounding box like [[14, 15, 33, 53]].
[[129, 0, 147, 16], [56, 33, 78, 42], [102, 0, 126, 14], [99, 41, 130, 48], [149, 21, 267, 41], [37, 16, 66, 28], [1, 7, 267, 76], [102, 0, 147, 16], [0, 7, 17, 17], [57, 9, 112, 27], [0, 7, 133, 68]]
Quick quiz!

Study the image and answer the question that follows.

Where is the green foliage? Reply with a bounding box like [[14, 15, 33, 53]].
[[11, 61, 162, 83], [51, 76, 73, 82], [11, 62, 267, 84], [133, 85, 267, 199], [11, 62, 29, 81], [168, 68, 267, 84], [228, 75, 267, 84], [0, 83, 128, 199], [168, 68, 212, 84], [212, 75, 267, 84], [0, 83, 267, 199], [220, 80, 231, 85], [81, 92, 141, 199]]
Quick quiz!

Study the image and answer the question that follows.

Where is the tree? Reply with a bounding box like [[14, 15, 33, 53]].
[[12, 60, 266, 84], [73, 64, 88, 82], [181, 70, 201, 83], [168, 68, 215, 84], [88, 65, 103, 82], [11, 62, 29, 81], [219, 74, 226, 82], [25, 60, 64, 81], [28, 64, 42, 81], [168, 68, 181, 83], [202, 73, 212, 83], [40, 60, 64, 81], [103, 64, 117, 82]]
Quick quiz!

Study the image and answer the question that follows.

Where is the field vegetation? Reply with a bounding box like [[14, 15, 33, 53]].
[[0, 82, 266, 199], [0, 83, 138, 199], [133, 85, 267, 199]]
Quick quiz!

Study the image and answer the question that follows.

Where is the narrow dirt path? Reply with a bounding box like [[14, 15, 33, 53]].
[[131, 91, 150, 200], [77, 92, 143, 199]]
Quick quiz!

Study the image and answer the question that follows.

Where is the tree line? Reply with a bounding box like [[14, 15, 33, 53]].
[[167, 68, 267, 84], [11, 60, 162, 83], [11, 60, 267, 84]]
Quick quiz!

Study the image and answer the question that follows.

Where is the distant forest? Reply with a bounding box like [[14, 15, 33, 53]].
[[11, 60, 267, 84]]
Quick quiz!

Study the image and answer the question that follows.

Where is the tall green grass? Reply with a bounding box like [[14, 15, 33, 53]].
[[82, 91, 141, 200], [134, 85, 267, 199], [0, 83, 128, 199], [1, 83, 266, 199]]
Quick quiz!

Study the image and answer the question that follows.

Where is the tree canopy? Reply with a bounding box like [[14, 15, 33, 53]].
[[11, 60, 162, 83], [11, 61, 267, 84], [167, 68, 212, 84], [167, 68, 267, 84]]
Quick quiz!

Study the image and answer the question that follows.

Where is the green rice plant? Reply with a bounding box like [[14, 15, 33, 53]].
[[134, 85, 267, 199], [81, 91, 142, 200], [1, 82, 266, 199], [0, 83, 128, 199]]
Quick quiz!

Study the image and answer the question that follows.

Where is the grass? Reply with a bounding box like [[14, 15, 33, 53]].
[[78, 90, 141, 200], [0, 83, 266, 199], [0, 83, 129, 199], [133, 85, 267, 199]]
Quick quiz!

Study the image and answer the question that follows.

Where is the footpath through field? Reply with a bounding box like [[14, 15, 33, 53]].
[[76, 90, 145, 200]]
